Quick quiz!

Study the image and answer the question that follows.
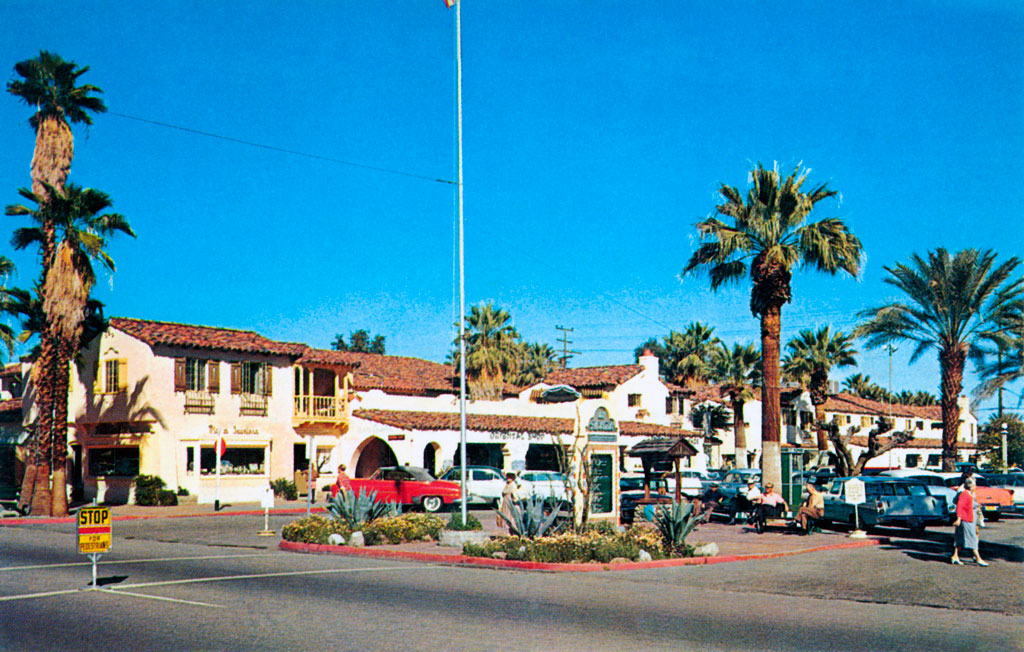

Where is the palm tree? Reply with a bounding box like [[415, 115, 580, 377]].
[[842, 373, 873, 397], [0, 257, 17, 357], [782, 327, 857, 451], [453, 302, 520, 399], [856, 249, 1023, 471], [662, 322, 720, 388], [710, 342, 761, 467], [8, 183, 133, 514], [683, 163, 862, 486], [972, 307, 1023, 410], [7, 51, 105, 516], [510, 341, 558, 387]]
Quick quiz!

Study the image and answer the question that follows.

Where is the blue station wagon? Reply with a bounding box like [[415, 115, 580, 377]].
[[822, 477, 948, 533]]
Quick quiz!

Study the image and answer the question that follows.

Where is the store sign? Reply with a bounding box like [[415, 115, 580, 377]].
[[207, 425, 261, 435], [487, 431, 548, 442], [586, 407, 616, 433]]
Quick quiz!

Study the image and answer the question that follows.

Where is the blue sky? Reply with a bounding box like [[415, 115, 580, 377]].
[[1, 1, 1021, 420]]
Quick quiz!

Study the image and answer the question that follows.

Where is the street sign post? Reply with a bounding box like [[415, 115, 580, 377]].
[[77, 505, 111, 587], [844, 478, 867, 539]]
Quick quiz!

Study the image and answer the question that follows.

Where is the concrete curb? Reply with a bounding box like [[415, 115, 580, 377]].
[[278, 537, 889, 572]]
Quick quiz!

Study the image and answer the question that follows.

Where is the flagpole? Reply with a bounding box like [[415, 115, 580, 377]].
[[214, 437, 222, 512], [455, 0, 468, 524]]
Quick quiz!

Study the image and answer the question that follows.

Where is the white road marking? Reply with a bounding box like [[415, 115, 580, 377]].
[[0, 552, 273, 573], [115, 565, 424, 590], [100, 588, 225, 608], [0, 588, 85, 602]]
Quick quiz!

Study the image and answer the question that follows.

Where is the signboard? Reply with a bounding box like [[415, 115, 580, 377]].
[[77, 506, 112, 554], [844, 478, 866, 505]]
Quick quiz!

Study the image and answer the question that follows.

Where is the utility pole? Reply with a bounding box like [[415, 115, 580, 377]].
[[555, 325, 579, 369]]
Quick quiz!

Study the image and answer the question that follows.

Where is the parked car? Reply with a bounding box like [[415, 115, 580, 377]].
[[439, 465, 505, 506], [822, 476, 948, 533], [622, 472, 701, 498], [619, 476, 673, 525], [350, 465, 461, 512], [934, 472, 1013, 520], [878, 470, 957, 522], [518, 470, 568, 502], [709, 469, 762, 518], [984, 474, 1024, 513]]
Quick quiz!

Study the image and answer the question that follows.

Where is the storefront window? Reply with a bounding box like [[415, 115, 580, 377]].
[[200, 447, 266, 475], [88, 447, 140, 477]]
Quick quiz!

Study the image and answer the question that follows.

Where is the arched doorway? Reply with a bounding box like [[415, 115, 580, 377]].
[[423, 442, 440, 476], [354, 437, 398, 478]]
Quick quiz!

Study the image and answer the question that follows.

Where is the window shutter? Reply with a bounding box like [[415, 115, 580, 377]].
[[207, 361, 220, 393], [118, 360, 128, 391], [263, 364, 273, 396], [230, 363, 241, 394], [174, 358, 187, 392], [93, 361, 102, 394]]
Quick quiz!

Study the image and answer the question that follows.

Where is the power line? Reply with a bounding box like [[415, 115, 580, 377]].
[[107, 111, 455, 185]]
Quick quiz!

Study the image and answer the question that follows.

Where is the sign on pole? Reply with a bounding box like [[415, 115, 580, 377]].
[[77, 506, 112, 554], [844, 478, 866, 505]]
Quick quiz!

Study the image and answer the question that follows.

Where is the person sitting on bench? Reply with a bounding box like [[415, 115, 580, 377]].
[[794, 483, 824, 534], [729, 479, 761, 524], [754, 483, 789, 525], [694, 482, 725, 520]]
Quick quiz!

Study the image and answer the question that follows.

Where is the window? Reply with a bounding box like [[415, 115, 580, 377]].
[[783, 410, 797, 426], [231, 362, 272, 395], [916, 421, 924, 430], [926, 454, 941, 467], [906, 454, 920, 468], [861, 416, 871, 428], [96, 359, 127, 394], [200, 446, 266, 475], [628, 393, 642, 408], [799, 411, 814, 428], [666, 397, 673, 414], [88, 447, 139, 476]]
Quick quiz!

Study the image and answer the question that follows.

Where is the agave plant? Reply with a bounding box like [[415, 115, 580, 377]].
[[325, 488, 400, 529], [495, 495, 562, 539], [652, 500, 701, 553]]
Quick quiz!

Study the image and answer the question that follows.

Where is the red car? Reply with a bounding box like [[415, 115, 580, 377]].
[[349, 466, 461, 513]]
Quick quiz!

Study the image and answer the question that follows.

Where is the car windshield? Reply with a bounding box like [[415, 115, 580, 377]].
[[724, 472, 755, 484]]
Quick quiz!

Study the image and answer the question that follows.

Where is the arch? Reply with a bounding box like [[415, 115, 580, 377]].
[[353, 437, 398, 478], [423, 442, 441, 476]]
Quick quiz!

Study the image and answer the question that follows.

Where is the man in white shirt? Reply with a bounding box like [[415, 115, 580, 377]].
[[729, 479, 762, 524]]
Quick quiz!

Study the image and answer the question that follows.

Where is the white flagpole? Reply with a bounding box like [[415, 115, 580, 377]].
[[456, 0, 468, 524], [214, 437, 222, 511]]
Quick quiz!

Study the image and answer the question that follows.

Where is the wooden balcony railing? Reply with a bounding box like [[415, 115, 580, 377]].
[[293, 394, 347, 425], [183, 390, 215, 415], [240, 393, 268, 417]]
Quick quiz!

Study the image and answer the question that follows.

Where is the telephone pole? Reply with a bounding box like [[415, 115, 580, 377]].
[[555, 325, 579, 369]]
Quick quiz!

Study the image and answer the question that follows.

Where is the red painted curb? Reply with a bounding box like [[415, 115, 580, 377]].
[[0, 507, 325, 526], [278, 536, 888, 572]]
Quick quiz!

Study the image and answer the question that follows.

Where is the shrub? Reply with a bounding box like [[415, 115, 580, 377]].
[[364, 513, 444, 545], [282, 516, 352, 544], [133, 475, 166, 506], [271, 478, 298, 501], [445, 512, 483, 531], [157, 490, 178, 506], [325, 488, 400, 529], [462, 528, 673, 563], [176, 487, 190, 496]]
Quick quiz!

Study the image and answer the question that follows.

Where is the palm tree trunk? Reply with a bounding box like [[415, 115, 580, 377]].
[[731, 397, 746, 466], [31, 116, 73, 201], [760, 306, 782, 487], [939, 346, 965, 472], [49, 337, 73, 516], [24, 332, 57, 516], [814, 403, 828, 451]]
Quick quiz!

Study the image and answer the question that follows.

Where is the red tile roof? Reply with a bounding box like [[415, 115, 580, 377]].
[[0, 398, 21, 413], [848, 435, 978, 450], [111, 318, 307, 357], [543, 364, 642, 389], [342, 353, 457, 396], [619, 421, 702, 438], [824, 393, 943, 420], [353, 409, 574, 434], [1, 364, 21, 377]]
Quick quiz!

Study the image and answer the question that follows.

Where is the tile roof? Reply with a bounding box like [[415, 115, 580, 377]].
[[0, 398, 21, 413], [1, 364, 21, 377], [343, 353, 457, 396], [824, 393, 942, 420], [111, 318, 307, 357], [543, 364, 642, 389], [353, 409, 574, 434], [619, 421, 703, 438]]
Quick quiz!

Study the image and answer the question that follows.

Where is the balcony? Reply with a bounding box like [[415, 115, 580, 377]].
[[183, 390, 215, 415], [240, 393, 268, 417], [293, 394, 347, 427]]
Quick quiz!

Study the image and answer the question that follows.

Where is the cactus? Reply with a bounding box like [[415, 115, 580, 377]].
[[495, 495, 562, 539], [652, 500, 700, 553], [325, 488, 400, 529]]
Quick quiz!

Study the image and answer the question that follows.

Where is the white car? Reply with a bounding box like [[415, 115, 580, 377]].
[[439, 465, 505, 506], [518, 471, 568, 502]]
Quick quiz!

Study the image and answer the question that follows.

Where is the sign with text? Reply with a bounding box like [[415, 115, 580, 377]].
[[844, 478, 866, 505], [77, 506, 112, 554]]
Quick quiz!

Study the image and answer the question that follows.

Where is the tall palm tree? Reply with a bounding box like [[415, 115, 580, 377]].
[[782, 326, 857, 451], [683, 163, 862, 486], [662, 322, 720, 388], [710, 342, 761, 467], [0, 257, 17, 357], [453, 302, 520, 399], [856, 248, 1023, 471], [7, 51, 105, 516], [8, 183, 133, 515], [972, 307, 1023, 410], [510, 341, 558, 387]]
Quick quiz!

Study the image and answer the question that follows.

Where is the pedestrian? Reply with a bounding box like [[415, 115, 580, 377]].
[[331, 464, 352, 498], [951, 477, 989, 566], [498, 472, 518, 532]]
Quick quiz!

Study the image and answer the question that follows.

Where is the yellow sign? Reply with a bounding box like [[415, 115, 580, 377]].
[[77, 506, 112, 554]]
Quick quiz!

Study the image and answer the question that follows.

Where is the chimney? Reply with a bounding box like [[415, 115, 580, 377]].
[[639, 349, 659, 377]]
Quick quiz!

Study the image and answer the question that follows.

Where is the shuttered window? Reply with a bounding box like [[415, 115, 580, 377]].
[[231, 362, 272, 396], [207, 361, 220, 393], [100, 359, 127, 394], [175, 358, 217, 392]]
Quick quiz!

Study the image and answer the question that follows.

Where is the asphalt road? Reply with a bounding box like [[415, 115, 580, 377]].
[[1, 512, 1021, 651]]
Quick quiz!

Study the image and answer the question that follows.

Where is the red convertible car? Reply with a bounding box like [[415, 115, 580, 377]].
[[349, 466, 461, 512]]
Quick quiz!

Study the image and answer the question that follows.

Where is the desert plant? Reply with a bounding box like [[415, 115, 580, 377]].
[[495, 495, 561, 539], [270, 477, 297, 501], [652, 500, 701, 554], [364, 513, 444, 544], [445, 511, 483, 531], [133, 474, 166, 506], [281, 515, 351, 544], [325, 488, 400, 529]]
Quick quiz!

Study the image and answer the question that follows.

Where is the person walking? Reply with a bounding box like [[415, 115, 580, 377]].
[[330, 464, 352, 498], [951, 477, 989, 566], [498, 473, 518, 532]]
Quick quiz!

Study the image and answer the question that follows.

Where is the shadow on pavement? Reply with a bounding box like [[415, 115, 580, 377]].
[[878, 528, 1023, 563]]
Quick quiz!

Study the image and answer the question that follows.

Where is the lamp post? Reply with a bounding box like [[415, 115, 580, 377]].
[[885, 343, 897, 469]]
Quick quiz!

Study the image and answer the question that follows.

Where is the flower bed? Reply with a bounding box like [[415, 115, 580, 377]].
[[281, 513, 444, 545], [462, 525, 687, 563]]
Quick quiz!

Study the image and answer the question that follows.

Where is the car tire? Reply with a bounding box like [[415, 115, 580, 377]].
[[422, 496, 443, 513]]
